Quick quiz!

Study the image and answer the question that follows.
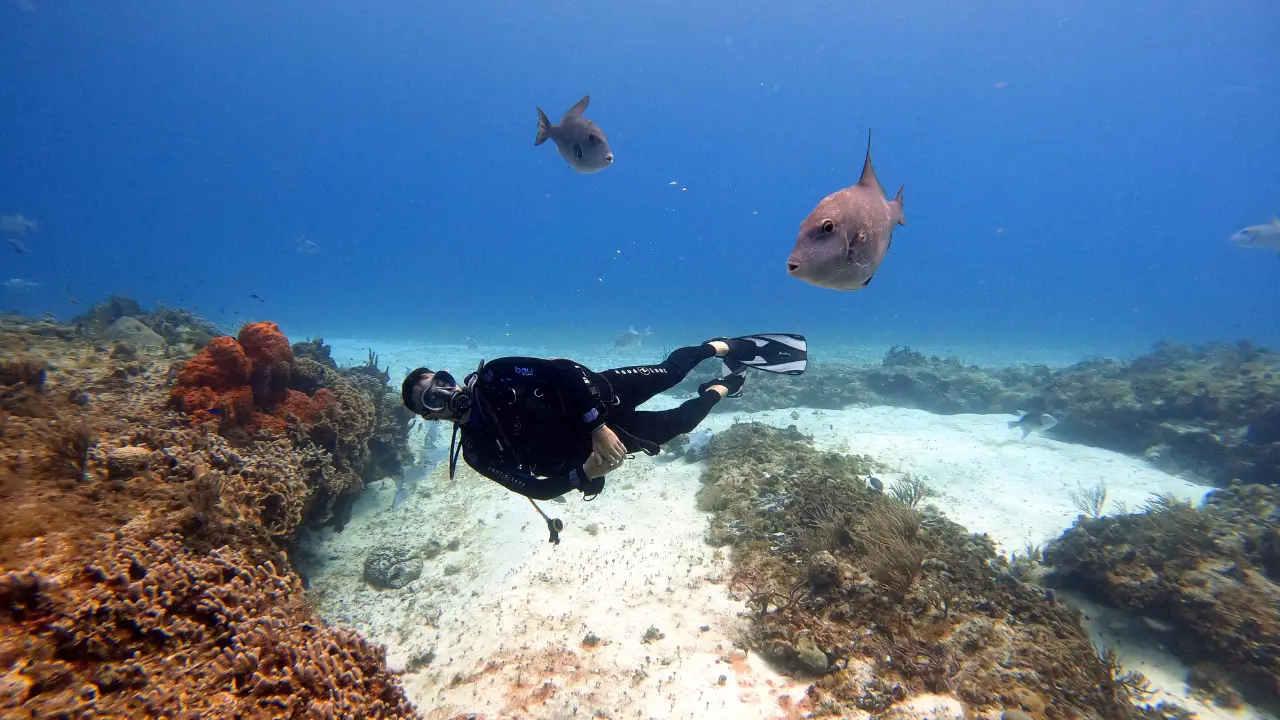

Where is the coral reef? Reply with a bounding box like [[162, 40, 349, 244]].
[[0, 534, 416, 718], [0, 313, 418, 717], [682, 340, 1280, 484], [166, 321, 410, 532], [700, 422, 1183, 719], [71, 294, 222, 349], [292, 337, 339, 370], [1045, 482, 1280, 707]]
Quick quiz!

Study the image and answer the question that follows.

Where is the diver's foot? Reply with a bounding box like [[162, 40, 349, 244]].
[[708, 337, 763, 361], [706, 337, 756, 360], [699, 371, 745, 399]]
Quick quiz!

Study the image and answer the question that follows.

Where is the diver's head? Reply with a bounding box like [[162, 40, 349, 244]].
[[402, 367, 471, 421]]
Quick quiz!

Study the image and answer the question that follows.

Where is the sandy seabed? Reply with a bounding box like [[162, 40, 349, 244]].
[[301, 339, 1270, 720]]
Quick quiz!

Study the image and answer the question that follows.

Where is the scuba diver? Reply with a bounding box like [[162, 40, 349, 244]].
[[400, 334, 807, 542]]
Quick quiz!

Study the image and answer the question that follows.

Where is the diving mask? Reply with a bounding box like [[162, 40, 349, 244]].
[[411, 370, 459, 414]]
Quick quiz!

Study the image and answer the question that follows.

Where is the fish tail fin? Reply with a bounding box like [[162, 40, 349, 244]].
[[892, 185, 906, 226], [1007, 420, 1019, 429], [535, 108, 552, 146], [1021, 426, 1031, 439]]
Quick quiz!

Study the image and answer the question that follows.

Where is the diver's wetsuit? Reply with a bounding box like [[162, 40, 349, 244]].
[[459, 344, 722, 500]]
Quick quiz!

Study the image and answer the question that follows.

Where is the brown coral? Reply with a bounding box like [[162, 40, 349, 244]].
[[704, 422, 1152, 719], [0, 534, 417, 718], [0, 311, 416, 717]]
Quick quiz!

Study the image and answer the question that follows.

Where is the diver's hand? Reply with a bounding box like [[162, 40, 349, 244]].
[[591, 424, 627, 466], [583, 452, 620, 479]]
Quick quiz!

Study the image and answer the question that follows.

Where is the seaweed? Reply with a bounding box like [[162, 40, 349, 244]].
[[1069, 480, 1109, 518], [46, 418, 91, 483]]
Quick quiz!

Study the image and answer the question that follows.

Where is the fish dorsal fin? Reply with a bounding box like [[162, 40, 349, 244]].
[[564, 95, 590, 120], [857, 129, 884, 194]]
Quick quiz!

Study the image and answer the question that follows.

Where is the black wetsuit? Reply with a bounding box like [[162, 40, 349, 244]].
[[458, 344, 722, 500]]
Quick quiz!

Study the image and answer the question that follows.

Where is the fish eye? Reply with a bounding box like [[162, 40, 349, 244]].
[[588, 134, 599, 145], [820, 219, 835, 234]]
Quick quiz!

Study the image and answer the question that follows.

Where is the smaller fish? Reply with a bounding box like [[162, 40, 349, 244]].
[[6, 237, 28, 253], [535, 95, 614, 174], [391, 447, 450, 510], [466, 336, 479, 349], [866, 475, 884, 492], [1229, 218, 1280, 253], [1008, 410, 1058, 439], [426, 421, 442, 448], [0, 214, 37, 236], [614, 326, 652, 348], [685, 428, 714, 458], [295, 236, 319, 253], [4, 278, 39, 292], [250, 293, 265, 302]]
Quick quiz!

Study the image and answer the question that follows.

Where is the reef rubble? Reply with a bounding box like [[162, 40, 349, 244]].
[[0, 306, 418, 717], [684, 341, 1280, 486]]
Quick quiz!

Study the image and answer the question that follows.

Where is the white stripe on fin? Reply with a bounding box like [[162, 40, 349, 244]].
[[740, 358, 807, 374], [745, 333, 807, 352]]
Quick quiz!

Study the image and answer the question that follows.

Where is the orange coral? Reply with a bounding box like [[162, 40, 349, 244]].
[[249, 388, 333, 434], [238, 321, 293, 367], [175, 336, 251, 392], [172, 323, 340, 438]]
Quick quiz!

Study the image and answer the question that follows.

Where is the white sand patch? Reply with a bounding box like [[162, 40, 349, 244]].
[[696, 405, 1214, 554], [305, 452, 808, 720], [305, 401, 1266, 719]]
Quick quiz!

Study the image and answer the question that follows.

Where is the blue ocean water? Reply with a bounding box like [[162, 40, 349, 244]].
[[1, 1, 1277, 361]]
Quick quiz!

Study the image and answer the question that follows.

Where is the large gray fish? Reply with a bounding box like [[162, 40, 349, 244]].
[[1230, 218, 1280, 253], [1008, 410, 1058, 439], [535, 95, 614, 174], [614, 325, 651, 348], [787, 131, 905, 290]]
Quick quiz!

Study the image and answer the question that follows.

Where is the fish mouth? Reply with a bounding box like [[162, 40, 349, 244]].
[[787, 261, 801, 275], [604, 153, 614, 164]]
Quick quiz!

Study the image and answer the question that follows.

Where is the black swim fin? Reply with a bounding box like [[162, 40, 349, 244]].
[[721, 333, 808, 375]]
